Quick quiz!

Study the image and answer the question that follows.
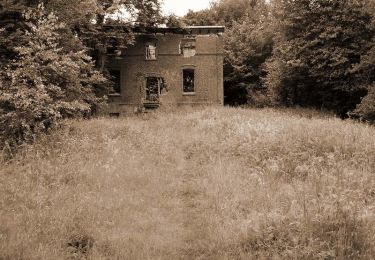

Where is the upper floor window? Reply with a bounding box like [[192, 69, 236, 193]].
[[180, 38, 196, 58], [109, 69, 121, 94], [183, 69, 195, 93], [145, 42, 157, 60]]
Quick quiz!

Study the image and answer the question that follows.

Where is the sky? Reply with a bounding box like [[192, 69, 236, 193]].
[[162, 0, 212, 17]]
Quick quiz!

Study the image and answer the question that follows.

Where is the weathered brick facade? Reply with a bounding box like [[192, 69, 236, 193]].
[[103, 26, 224, 115]]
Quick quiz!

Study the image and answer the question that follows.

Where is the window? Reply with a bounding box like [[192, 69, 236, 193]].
[[183, 69, 195, 93], [109, 70, 121, 94], [145, 42, 157, 60], [145, 77, 166, 102], [180, 38, 196, 58]]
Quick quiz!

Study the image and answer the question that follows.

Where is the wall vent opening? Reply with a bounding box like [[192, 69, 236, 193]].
[[109, 113, 120, 118]]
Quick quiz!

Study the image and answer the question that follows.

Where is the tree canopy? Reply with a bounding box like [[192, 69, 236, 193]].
[[183, 0, 273, 105], [0, 0, 163, 151], [265, 0, 375, 117], [183, 0, 375, 119]]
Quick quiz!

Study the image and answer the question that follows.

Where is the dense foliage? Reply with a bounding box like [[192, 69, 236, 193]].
[[183, 0, 273, 106], [224, 4, 273, 106], [40, 0, 163, 70], [265, 0, 374, 117], [0, 0, 162, 151], [0, 4, 106, 151], [183, 0, 375, 120]]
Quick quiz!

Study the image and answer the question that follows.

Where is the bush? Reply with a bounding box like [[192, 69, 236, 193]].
[[0, 4, 106, 152], [351, 84, 375, 121]]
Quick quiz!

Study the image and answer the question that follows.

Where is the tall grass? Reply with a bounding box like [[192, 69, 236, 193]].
[[1, 107, 375, 259]]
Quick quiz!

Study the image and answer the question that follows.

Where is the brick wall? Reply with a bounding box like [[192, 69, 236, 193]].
[[105, 32, 224, 115]]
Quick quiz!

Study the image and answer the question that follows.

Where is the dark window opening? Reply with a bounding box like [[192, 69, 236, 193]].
[[145, 42, 157, 60], [145, 77, 166, 102], [107, 39, 121, 56], [107, 47, 121, 56], [109, 70, 121, 94], [183, 69, 195, 93], [109, 113, 120, 118]]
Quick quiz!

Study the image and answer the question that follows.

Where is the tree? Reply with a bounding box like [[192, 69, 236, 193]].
[[183, 0, 274, 105], [0, 0, 163, 71], [182, 0, 261, 28], [0, 4, 106, 151], [348, 0, 375, 121], [182, 9, 217, 26], [223, 0, 273, 106], [0, 0, 164, 151], [265, 0, 374, 117], [210, 0, 260, 28], [165, 14, 185, 28], [40, 0, 164, 71], [352, 84, 375, 121]]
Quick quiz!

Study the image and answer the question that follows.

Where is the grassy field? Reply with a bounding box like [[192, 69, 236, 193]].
[[1, 107, 375, 259]]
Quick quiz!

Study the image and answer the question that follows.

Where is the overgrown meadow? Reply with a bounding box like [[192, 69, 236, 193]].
[[1, 107, 375, 259]]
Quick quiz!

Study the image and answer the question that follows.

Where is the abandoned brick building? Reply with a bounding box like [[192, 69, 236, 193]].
[[103, 26, 225, 115]]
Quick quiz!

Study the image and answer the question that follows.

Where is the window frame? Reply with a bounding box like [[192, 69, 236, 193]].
[[108, 68, 121, 96], [182, 67, 196, 95], [145, 76, 160, 102], [180, 37, 196, 57], [143, 74, 167, 103], [145, 42, 157, 61]]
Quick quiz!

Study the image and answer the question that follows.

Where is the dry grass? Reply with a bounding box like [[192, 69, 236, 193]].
[[1, 107, 375, 259]]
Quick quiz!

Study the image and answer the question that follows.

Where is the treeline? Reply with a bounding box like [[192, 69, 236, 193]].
[[2, 0, 375, 152], [0, 0, 162, 152], [182, 0, 375, 119]]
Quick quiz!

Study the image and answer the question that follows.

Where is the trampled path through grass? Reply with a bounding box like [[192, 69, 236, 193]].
[[1, 107, 375, 259]]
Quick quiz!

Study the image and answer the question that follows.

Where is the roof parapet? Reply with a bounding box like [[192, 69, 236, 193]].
[[185, 26, 225, 35], [103, 25, 225, 35]]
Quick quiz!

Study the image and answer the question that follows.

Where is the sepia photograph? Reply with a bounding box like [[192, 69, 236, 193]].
[[1, 0, 375, 259]]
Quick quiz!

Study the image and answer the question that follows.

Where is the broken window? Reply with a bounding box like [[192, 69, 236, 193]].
[[145, 77, 166, 102], [180, 38, 196, 58], [145, 42, 157, 60], [183, 69, 195, 93], [109, 69, 121, 94]]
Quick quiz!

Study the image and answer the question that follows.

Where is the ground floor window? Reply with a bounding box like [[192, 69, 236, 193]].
[[109, 69, 121, 94], [145, 77, 166, 102], [183, 69, 195, 93]]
